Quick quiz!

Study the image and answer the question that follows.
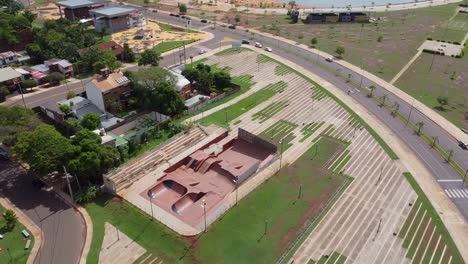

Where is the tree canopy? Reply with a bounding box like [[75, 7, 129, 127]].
[[0, 10, 32, 46], [182, 63, 232, 94], [129, 67, 185, 116], [0, 105, 41, 145], [138, 49, 162, 66], [13, 125, 78, 175], [81, 113, 101, 130]]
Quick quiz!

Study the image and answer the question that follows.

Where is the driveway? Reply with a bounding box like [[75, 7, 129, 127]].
[[0, 161, 85, 264]]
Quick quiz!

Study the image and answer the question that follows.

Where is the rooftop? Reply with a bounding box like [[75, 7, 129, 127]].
[[90, 6, 135, 17], [89, 72, 130, 93], [56, 0, 110, 8], [0, 67, 21, 83]]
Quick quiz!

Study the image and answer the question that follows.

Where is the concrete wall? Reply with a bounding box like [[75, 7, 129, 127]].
[[86, 83, 105, 112]]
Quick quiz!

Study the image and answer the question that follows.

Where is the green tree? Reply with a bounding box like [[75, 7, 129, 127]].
[[101, 50, 122, 71], [45, 72, 65, 86], [63, 118, 82, 136], [179, 3, 187, 13], [122, 43, 135, 62], [234, 13, 241, 23], [66, 90, 77, 99], [59, 104, 72, 116], [138, 49, 162, 66], [105, 97, 123, 113], [0, 86, 10, 102], [0, 105, 40, 145], [335, 46, 345, 58], [436, 96, 448, 110], [415, 121, 424, 135], [80, 113, 101, 130], [13, 125, 77, 175], [21, 79, 37, 90], [3, 209, 17, 231], [310, 37, 318, 46], [213, 71, 231, 90]]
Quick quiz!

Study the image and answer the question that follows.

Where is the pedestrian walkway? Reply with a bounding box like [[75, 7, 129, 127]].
[[445, 189, 468, 199], [99, 223, 145, 264]]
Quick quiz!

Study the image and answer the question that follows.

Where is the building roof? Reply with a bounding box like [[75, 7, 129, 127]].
[[185, 95, 209, 108], [56, 0, 109, 9], [14, 68, 30, 75], [80, 41, 124, 57], [89, 72, 130, 93], [0, 67, 21, 83], [169, 70, 190, 92], [30, 64, 49, 73], [90, 6, 135, 17], [0, 51, 16, 59], [45, 59, 72, 68]]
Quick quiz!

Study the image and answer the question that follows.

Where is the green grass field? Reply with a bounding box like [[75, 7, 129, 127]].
[[395, 48, 468, 129], [253, 101, 288, 122], [199, 81, 287, 129], [86, 137, 350, 263], [152, 39, 197, 54], [397, 172, 464, 264], [0, 206, 34, 264]]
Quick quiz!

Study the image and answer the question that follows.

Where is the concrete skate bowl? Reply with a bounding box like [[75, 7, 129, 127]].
[[149, 180, 187, 202], [171, 192, 207, 215]]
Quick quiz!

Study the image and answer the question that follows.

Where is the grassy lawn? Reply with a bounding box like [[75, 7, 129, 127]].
[[395, 48, 468, 129], [399, 172, 464, 264], [199, 81, 287, 129], [259, 119, 298, 153], [0, 206, 34, 264], [85, 137, 350, 263], [157, 22, 198, 33], [153, 39, 197, 54]]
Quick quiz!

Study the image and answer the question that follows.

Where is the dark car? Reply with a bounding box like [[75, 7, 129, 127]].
[[241, 39, 250, 44], [459, 140, 468, 150], [174, 14, 180, 17], [151, 9, 158, 13], [201, 19, 208, 23], [228, 24, 236, 29], [181, 15, 186, 19], [169, 13, 175, 16]]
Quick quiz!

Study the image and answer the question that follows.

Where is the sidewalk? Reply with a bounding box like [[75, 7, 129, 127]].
[[0, 195, 43, 264], [250, 46, 468, 262]]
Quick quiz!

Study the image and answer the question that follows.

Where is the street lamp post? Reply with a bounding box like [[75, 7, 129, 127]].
[[147, 190, 154, 221], [232, 179, 238, 206], [264, 219, 268, 235], [279, 139, 284, 170], [201, 199, 207, 232]]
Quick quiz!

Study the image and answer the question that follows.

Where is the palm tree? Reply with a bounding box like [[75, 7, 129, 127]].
[[392, 102, 400, 116], [380, 94, 388, 107], [368, 85, 376, 97], [416, 121, 424, 135], [431, 136, 438, 148], [446, 149, 454, 163]]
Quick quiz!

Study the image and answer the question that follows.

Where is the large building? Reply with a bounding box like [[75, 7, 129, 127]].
[[56, 0, 110, 22], [85, 69, 131, 112], [304, 12, 369, 23], [90, 6, 146, 33]]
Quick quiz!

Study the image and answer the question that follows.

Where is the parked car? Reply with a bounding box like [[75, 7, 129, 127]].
[[264, 47, 273, 52], [254, 42, 263, 48], [181, 15, 186, 19], [174, 14, 180, 17], [198, 49, 207, 54], [201, 19, 208, 23], [169, 13, 175, 16], [325, 57, 333, 62], [241, 39, 250, 44], [459, 140, 468, 150], [228, 24, 236, 29], [151, 9, 158, 13]]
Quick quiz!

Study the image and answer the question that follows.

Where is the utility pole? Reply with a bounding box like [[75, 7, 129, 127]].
[[279, 139, 284, 170], [264, 219, 268, 235], [463, 169, 467, 188], [233, 179, 238, 206], [147, 190, 154, 220], [202, 200, 207, 233], [298, 184, 302, 199], [63, 166, 74, 202]]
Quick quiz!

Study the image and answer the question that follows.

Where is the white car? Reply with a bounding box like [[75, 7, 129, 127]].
[[254, 42, 263, 48], [0, 234, 3, 239], [198, 49, 207, 54], [264, 47, 272, 52], [325, 57, 333, 62]]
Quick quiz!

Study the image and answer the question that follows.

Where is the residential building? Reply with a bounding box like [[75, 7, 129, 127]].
[[85, 70, 131, 112], [40, 96, 123, 129], [0, 52, 18, 68], [304, 12, 369, 23], [0, 67, 22, 90], [351, 12, 370, 23], [323, 13, 339, 23], [79, 41, 124, 60], [339, 13, 352, 22], [90, 6, 146, 33], [44, 59, 74, 77], [56, 0, 110, 21]]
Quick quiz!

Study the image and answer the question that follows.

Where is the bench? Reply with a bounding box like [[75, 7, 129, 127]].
[[21, 230, 30, 238], [25, 239, 31, 250]]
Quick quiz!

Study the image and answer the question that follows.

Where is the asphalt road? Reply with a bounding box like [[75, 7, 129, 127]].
[[0, 161, 85, 264], [4, 13, 468, 218]]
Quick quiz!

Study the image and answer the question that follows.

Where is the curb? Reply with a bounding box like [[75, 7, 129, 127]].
[[0, 195, 44, 264]]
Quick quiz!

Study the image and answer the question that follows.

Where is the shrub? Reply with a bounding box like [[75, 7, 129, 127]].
[[22, 79, 37, 89], [45, 72, 65, 86], [75, 185, 100, 204], [427, 37, 432, 40], [0, 86, 10, 102], [3, 209, 17, 231]]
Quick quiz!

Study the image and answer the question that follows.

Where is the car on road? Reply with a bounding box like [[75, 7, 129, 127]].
[[174, 14, 180, 17], [459, 140, 468, 150], [169, 13, 175, 16], [228, 24, 236, 29], [151, 9, 158, 13], [198, 49, 207, 54], [325, 57, 333, 62], [254, 42, 263, 48], [181, 15, 186, 19], [241, 39, 250, 44], [201, 19, 208, 23], [264, 47, 273, 52]]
